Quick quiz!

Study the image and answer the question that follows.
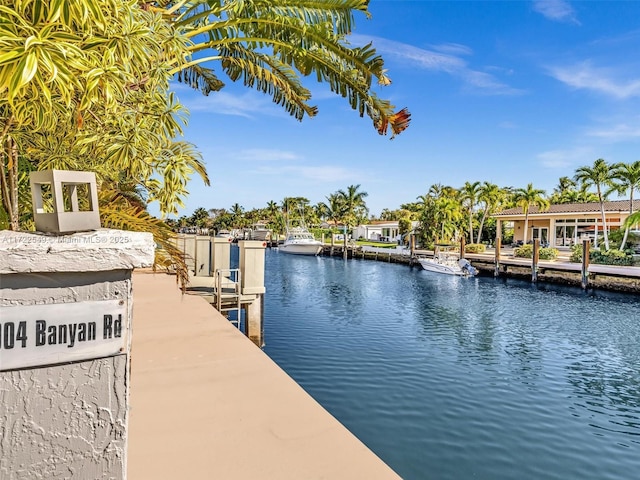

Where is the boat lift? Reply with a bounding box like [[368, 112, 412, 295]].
[[176, 235, 267, 346]]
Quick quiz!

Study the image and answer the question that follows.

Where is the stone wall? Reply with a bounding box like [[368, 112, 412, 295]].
[[0, 230, 154, 479]]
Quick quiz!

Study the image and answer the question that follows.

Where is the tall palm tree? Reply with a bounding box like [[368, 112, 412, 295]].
[[574, 159, 614, 250], [611, 160, 640, 250], [164, 0, 410, 138], [230, 203, 245, 228], [461, 181, 481, 244], [427, 183, 457, 199], [513, 183, 549, 244], [476, 182, 504, 244], [318, 193, 346, 228], [336, 184, 369, 230]]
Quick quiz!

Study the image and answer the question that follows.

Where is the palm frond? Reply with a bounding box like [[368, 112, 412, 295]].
[[176, 64, 225, 95], [99, 190, 189, 291]]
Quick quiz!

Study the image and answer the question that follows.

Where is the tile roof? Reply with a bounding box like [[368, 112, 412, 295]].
[[496, 199, 640, 216]]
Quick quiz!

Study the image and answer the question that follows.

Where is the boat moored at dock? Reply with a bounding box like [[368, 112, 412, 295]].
[[280, 227, 323, 256], [418, 245, 477, 276]]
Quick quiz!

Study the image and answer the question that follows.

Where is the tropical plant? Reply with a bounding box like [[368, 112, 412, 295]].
[[1, 1, 411, 291], [0, 0, 214, 289], [513, 183, 549, 244], [549, 176, 598, 204], [476, 182, 505, 243], [461, 181, 481, 243], [336, 184, 369, 231], [317, 193, 345, 227], [465, 243, 486, 254], [161, 0, 411, 138], [514, 244, 558, 260], [574, 159, 614, 250], [610, 160, 640, 250], [416, 185, 464, 246], [0, 1, 209, 228], [190, 207, 210, 228], [590, 249, 634, 266]]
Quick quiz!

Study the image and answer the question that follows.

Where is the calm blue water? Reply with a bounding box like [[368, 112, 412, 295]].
[[261, 249, 640, 480]]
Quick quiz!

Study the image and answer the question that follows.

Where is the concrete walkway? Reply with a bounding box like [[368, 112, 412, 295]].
[[128, 271, 401, 480]]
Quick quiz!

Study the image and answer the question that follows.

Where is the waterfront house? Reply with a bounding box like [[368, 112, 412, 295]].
[[494, 200, 640, 248], [353, 221, 420, 243]]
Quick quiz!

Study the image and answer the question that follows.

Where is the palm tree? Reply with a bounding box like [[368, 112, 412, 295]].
[[574, 159, 614, 250], [611, 160, 640, 250], [427, 183, 457, 199], [230, 203, 245, 228], [550, 176, 574, 204], [190, 207, 210, 228], [336, 184, 369, 231], [461, 181, 481, 244], [476, 182, 504, 244], [513, 183, 549, 244], [435, 196, 463, 243], [318, 193, 345, 228], [164, 0, 411, 138]]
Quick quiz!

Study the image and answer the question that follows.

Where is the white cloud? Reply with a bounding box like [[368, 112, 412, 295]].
[[587, 122, 640, 141], [537, 146, 593, 168], [181, 91, 279, 118], [352, 34, 523, 96], [236, 149, 301, 161], [252, 165, 361, 182], [548, 61, 640, 99], [532, 0, 580, 24], [429, 43, 473, 56]]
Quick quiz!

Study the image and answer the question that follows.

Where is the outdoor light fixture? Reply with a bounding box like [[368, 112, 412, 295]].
[[30, 170, 101, 233]]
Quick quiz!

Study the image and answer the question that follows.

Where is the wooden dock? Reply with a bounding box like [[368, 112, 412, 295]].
[[316, 243, 640, 294]]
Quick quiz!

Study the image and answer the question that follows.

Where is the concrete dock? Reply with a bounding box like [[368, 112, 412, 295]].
[[128, 270, 400, 479]]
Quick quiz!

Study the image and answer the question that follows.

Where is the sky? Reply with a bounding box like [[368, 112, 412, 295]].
[[161, 0, 640, 219]]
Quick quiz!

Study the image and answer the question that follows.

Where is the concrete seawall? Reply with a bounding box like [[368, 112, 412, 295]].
[[128, 271, 401, 479]]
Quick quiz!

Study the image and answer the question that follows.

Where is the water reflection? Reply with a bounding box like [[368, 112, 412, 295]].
[[263, 251, 640, 480]]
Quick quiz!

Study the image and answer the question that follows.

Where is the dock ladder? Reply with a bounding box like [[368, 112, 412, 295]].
[[214, 268, 242, 329]]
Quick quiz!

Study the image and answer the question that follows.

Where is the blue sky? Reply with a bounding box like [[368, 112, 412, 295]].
[[163, 0, 640, 219]]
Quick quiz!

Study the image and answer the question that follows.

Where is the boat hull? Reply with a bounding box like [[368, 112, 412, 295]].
[[418, 259, 469, 276], [280, 243, 323, 256]]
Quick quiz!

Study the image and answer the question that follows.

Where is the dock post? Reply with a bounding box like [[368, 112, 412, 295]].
[[410, 234, 416, 266], [194, 235, 212, 276], [494, 238, 502, 277], [210, 236, 232, 275], [532, 239, 540, 282], [343, 227, 348, 260], [238, 240, 267, 347], [581, 240, 590, 289], [494, 220, 502, 277], [460, 237, 466, 259]]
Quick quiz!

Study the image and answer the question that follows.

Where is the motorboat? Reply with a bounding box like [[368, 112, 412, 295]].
[[418, 246, 477, 276], [280, 226, 324, 256]]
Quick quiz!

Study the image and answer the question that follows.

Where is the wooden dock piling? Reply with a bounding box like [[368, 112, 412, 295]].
[[532, 239, 540, 283], [581, 240, 590, 289]]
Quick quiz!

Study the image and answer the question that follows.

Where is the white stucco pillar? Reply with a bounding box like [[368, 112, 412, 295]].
[[0, 229, 154, 480]]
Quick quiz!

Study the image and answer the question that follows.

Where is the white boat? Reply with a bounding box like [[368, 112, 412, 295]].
[[280, 226, 324, 256], [418, 247, 477, 276]]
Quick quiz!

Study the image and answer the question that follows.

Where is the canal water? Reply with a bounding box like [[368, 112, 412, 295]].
[[261, 249, 640, 480]]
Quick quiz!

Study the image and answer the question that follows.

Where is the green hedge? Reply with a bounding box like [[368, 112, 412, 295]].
[[570, 245, 634, 266], [465, 243, 486, 253], [514, 244, 558, 260]]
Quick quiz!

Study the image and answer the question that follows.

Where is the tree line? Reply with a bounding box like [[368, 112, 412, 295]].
[[181, 159, 640, 252]]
